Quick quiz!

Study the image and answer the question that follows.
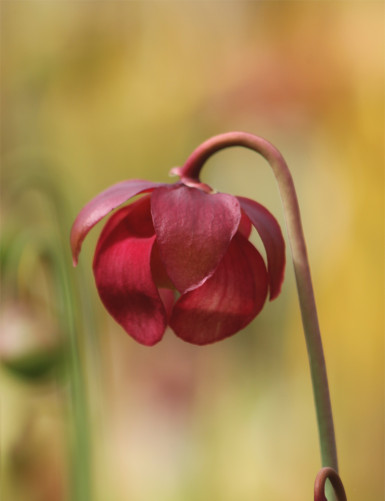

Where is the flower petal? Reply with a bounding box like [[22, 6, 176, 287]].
[[151, 184, 241, 293], [237, 196, 285, 300], [71, 179, 166, 266], [158, 288, 175, 320], [170, 233, 268, 345], [150, 241, 175, 289], [93, 196, 168, 346], [238, 209, 252, 238]]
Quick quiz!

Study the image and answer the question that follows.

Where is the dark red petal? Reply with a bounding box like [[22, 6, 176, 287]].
[[150, 241, 175, 289], [71, 179, 166, 266], [237, 196, 285, 300], [158, 288, 175, 320], [151, 184, 241, 293], [169, 233, 268, 345], [238, 209, 252, 238], [96, 194, 155, 244], [93, 197, 167, 346]]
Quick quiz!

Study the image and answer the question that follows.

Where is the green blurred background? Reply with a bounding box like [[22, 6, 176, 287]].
[[1, 2, 384, 500]]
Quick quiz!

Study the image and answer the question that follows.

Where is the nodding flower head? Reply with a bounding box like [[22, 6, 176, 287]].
[[70, 155, 285, 346]]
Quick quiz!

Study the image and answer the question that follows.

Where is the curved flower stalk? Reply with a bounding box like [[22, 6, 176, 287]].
[[71, 131, 345, 499]]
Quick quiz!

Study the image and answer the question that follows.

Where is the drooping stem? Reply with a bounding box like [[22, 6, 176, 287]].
[[176, 132, 339, 485]]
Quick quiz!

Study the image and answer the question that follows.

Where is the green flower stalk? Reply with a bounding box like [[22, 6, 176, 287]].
[[177, 131, 342, 499]]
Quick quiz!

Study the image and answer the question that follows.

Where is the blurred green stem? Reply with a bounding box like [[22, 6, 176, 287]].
[[178, 132, 339, 499], [49, 242, 92, 501]]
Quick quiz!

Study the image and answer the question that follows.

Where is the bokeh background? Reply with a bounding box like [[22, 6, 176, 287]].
[[1, 2, 384, 501]]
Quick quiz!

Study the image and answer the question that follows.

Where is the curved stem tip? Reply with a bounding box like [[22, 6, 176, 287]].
[[314, 467, 347, 501]]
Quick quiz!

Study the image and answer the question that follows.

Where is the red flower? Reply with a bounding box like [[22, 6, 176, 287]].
[[70, 177, 285, 346]]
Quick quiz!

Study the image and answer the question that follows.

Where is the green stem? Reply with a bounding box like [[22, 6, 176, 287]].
[[49, 243, 92, 501], [178, 132, 338, 485]]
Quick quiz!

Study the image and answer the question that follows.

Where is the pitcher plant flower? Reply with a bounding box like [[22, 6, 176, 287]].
[[70, 172, 285, 346], [71, 131, 346, 500]]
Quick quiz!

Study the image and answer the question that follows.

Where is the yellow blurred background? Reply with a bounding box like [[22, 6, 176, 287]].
[[1, 2, 383, 501]]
